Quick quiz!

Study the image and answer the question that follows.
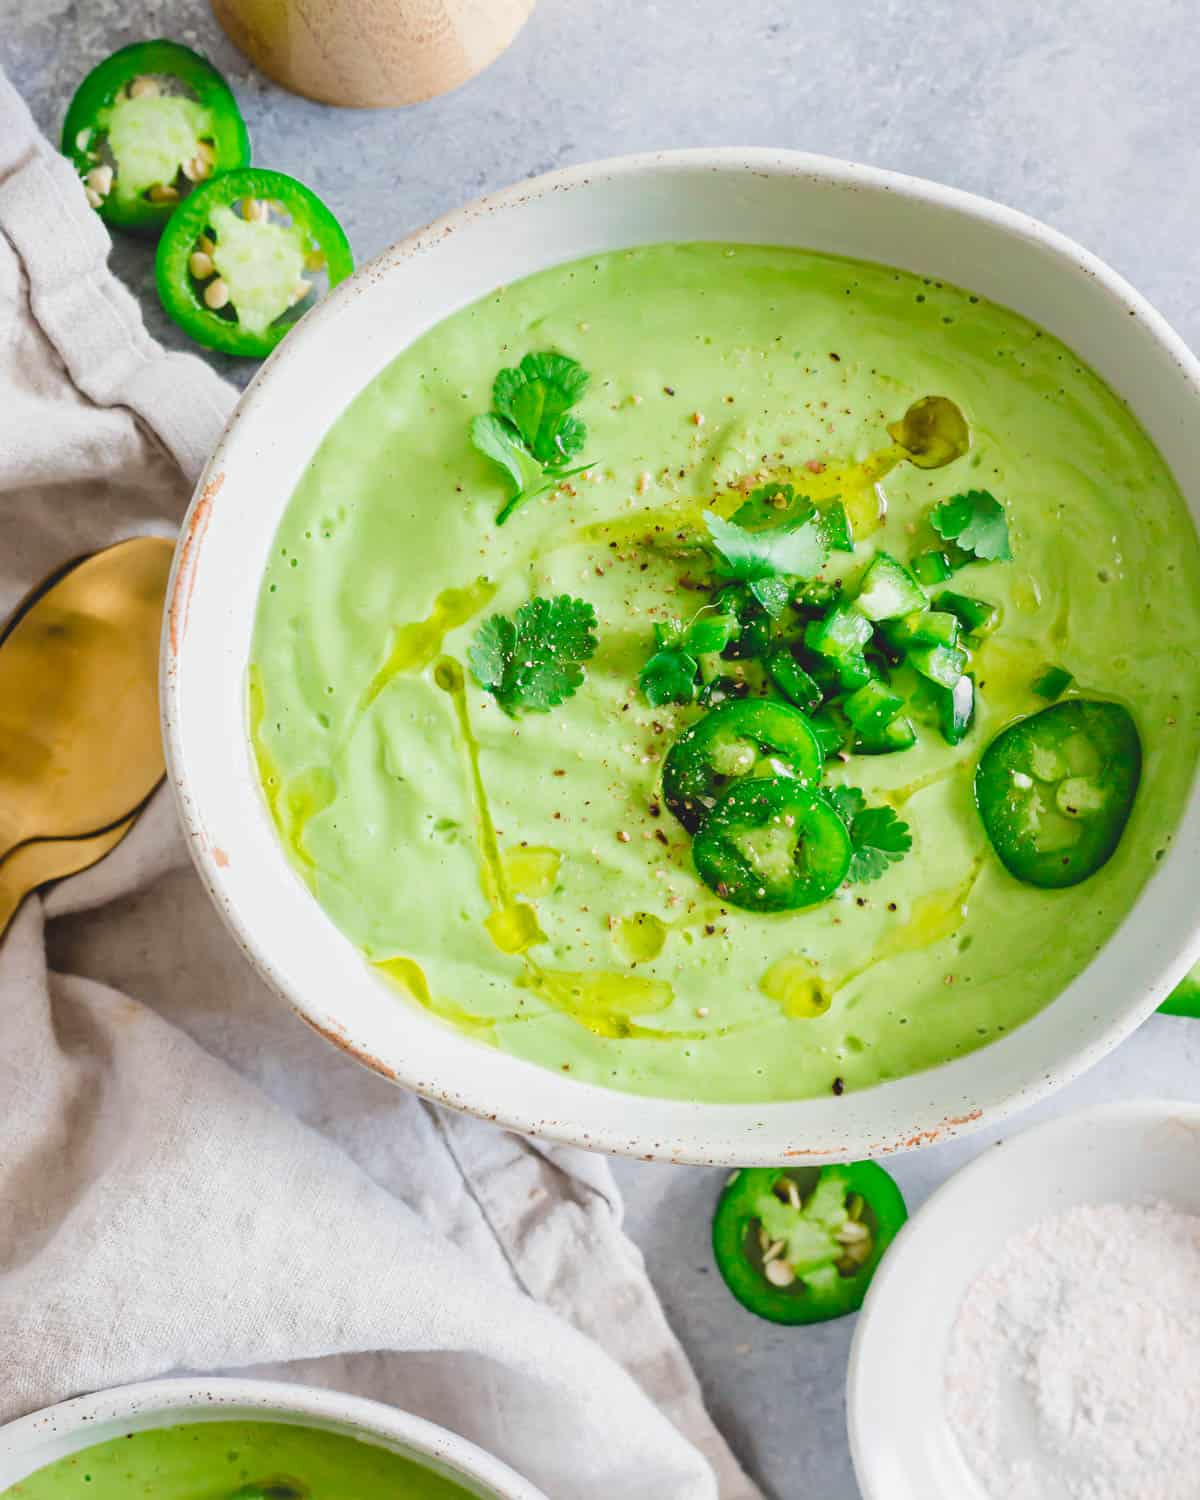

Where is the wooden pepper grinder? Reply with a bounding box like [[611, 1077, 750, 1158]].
[[211, 0, 535, 108]]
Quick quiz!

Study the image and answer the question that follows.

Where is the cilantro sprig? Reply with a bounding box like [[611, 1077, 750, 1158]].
[[468, 595, 598, 716], [730, 481, 813, 529], [639, 610, 739, 707], [930, 490, 1011, 563], [703, 509, 826, 616], [469, 352, 593, 525], [826, 787, 912, 884]]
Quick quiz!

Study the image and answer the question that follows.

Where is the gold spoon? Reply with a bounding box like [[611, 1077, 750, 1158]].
[[0, 536, 172, 863], [0, 810, 138, 941]]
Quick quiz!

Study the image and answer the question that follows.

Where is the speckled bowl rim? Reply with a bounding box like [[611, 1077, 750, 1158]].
[[161, 147, 1200, 1165], [0, 1376, 545, 1498]]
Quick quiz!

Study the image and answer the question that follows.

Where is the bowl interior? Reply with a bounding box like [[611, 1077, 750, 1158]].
[[0, 1379, 542, 1499], [163, 149, 1200, 1164], [846, 1099, 1200, 1499]]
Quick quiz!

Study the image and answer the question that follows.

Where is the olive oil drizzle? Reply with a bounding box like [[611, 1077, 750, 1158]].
[[610, 905, 725, 964], [576, 395, 967, 549], [836, 855, 986, 991], [248, 665, 335, 875], [431, 654, 682, 1036], [759, 857, 987, 1017], [363, 578, 496, 707], [432, 655, 545, 956]]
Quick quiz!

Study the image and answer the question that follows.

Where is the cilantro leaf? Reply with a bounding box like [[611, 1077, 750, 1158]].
[[825, 786, 867, 825], [468, 595, 598, 716], [470, 414, 546, 501], [930, 490, 1012, 563], [731, 482, 816, 529], [467, 612, 517, 694], [640, 646, 699, 707], [492, 352, 590, 466], [748, 575, 794, 618], [470, 352, 594, 525], [826, 787, 912, 884], [703, 510, 827, 582]]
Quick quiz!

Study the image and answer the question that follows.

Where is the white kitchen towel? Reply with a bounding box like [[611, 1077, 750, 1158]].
[[0, 70, 761, 1500]]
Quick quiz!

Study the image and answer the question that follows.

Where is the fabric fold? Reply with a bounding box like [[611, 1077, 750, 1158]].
[[0, 64, 760, 1500]]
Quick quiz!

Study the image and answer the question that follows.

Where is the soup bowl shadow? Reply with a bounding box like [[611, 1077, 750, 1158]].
[[162, 149, 1200, 1165]]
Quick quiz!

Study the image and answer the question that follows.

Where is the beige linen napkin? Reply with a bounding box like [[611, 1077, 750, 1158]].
[[0, 71, 761, 1500]]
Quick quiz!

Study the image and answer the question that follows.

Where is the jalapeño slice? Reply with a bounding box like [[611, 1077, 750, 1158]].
[[155, 168, 353, 357], [713, 1163, 908, 1325], [1160, 965, 1200, 1018], [974, 700, 1141, 888], [691, 779, 851, 912], [62, 40, 250, 235], [662, 698, 824, 833]]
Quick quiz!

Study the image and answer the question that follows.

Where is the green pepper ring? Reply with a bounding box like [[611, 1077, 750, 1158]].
[[62, 40, 251, 236], [713, 1164, 908, 1325], [662, 697, 824, 833], [974, 699, 1141, 889], [691, 778, 852, 912], [155, 168, 354, 358], [1160, 969, 1200, 1018]]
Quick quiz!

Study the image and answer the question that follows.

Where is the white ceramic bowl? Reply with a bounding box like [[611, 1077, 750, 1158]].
[[847, 1098, 1200, 1498], [162, 148, 1200, 1165], [0, 1377, 545, 1499]]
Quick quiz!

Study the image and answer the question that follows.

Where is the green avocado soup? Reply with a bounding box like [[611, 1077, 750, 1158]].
[[249, 243, 1200, 1103], [4, 1420, 475, 1499]]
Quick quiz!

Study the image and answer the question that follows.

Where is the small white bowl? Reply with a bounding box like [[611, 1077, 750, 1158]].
[[163, 149, 1200, 1165], [847, 1099, 1200, 1499], [0, 1377, 545, 1499]]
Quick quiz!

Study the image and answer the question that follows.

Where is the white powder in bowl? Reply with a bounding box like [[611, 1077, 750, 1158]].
[[945, 1200, 1200, 1500]]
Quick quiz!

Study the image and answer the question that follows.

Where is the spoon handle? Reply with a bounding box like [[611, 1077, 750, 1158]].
[[0, 816, 135, 942]]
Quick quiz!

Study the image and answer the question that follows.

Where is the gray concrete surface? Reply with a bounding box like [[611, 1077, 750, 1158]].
[[7, 1, 1200, 1494]]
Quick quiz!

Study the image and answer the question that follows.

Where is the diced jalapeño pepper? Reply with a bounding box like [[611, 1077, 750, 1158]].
[[805, 602, 873, 688], [843, 678, 905, 736], [884, 609, 961, 651], [855, 552, 927, 622], [936, 591, 1001, 637], [1033, 665, 1074, 701], [938, 674, 975, 746], [686, 612, 740, 654], [811, 705, 852, 760], [766, 647, 823, 713], [791, 579, 842, 614], [912, 550, 953, 586], [854, 714, 917, 755], [820, 500, 855, 554], [908, 641, 968, 690]]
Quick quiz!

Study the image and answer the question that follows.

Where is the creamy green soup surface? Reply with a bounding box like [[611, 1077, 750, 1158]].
[[250, 243, 1200, 1103], [5, 1420, 472, 1499]]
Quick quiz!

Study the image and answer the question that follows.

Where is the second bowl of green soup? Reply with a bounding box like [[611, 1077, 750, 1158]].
[[0, 1378, 545, 1500], [163, 149, 1200, 1163]]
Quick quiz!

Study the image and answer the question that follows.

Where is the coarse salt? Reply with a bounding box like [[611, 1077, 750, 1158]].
[[945, 1199, 1200, 1500]]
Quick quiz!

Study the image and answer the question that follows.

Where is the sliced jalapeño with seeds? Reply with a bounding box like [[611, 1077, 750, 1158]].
[[713, 1163, 908, 1324], [974, 699, 1141, 888], [662, 698, 824, 834]]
